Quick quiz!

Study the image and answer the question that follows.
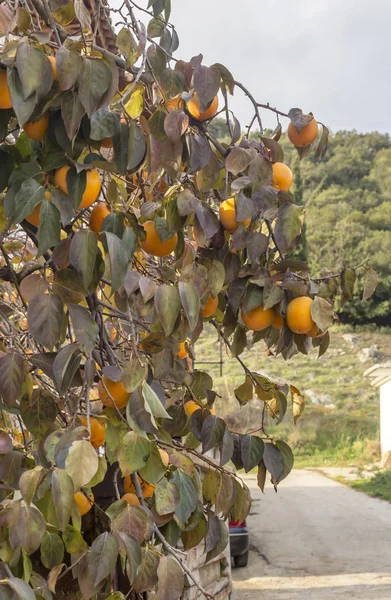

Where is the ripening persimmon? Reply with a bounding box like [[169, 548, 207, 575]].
[[286, 296, 315, 334], [121, 493, 141, 506], [184, 400, 201, 416], [272, 313, 284, 330], [48, 56, 57, 81], [79, 415, 106, 448], [123, 474, 154, 498], [241, 305, 275, 331], [74, 491, 94, 516], [140, 221, 178, 257], [25, 191, 51, 227], [23, 114, 49, 141], [178, 341, 188, 359], [123, 474, 142, 494], [271, 162, 293, 191], [98, 375, 131, 409], [89, 202, 110, 233], [166, 96, 184, 112], [307, 322, 327, 338], [55, 166, 101, 209], [201, 295, 218, 318], [288, 118, 318, 148], [187, 93, 218, 121], [0, 70, 12, 109], [219, 198, 251, 233]]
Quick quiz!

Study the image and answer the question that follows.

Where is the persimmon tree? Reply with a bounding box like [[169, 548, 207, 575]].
[[0, 0, 378, 598]]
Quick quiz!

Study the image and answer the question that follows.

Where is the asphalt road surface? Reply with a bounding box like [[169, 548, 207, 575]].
[[232, 469, 391, 599]]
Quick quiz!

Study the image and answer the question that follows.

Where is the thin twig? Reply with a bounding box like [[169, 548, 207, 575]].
[[41, 0, 61, 46], [131, 473, 214, 600]]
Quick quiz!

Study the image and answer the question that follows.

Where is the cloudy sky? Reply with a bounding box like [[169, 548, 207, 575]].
[[134, 0, 391, 134]]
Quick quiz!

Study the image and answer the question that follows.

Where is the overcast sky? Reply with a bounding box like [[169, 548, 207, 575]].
[[133, 0, 391, 134]]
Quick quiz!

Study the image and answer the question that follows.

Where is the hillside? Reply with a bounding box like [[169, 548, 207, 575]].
[[195, 326, 390, 465]]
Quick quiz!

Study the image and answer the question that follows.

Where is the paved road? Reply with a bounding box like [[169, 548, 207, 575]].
[[232, 469, 391, 599]]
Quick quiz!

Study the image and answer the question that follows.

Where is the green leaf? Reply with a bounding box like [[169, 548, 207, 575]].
[[154, 284, 181, 337], [142, 381, 171, 419], [275, 440, 294, 484], [117, 28, 139, 67], [127, 121, 147, 172], [274, 203, 304, 254], [116, 532, 142, 585], [155, 476, 180, 515], [7, 69, 36, 125], [138, 442, 167, 484], [70, 230, 98, 290], [117, 431, 150, 476], [212, 62, 234, 94], [66, 167, 86, 209], [231, 326, 247, 357], [52, 468, 74, 532], [341, 267, 356, 301], [13, 179, 45, 224], [27, 293, 63, 349], [205, 516, 228, 563], [4, 578, 36, 600], [90, 108, 120, 141], [61, 90, 85, 140], [111, 504, 154, 543], [20, 388, 57, 441], [88, 532, 119, 587], [208, 260, 225, 298], [112, 121, 129, 175], [201, 415, 225, 453], [172, 470, 197, 524], [16, 502, 46, 554], [103, 231, 129, 293], [362, 267, 378, 301], [0, 352, 24, 408], [157, 555, 185, 600], [0, 450, 24, 485], [62, 524, 88, 554], [164, 110, 188, 142], [149, 108, 167, 142], [123, 358, 147, 393], [19, 466, 46, 505], [193, 64, 220, 110], [147, 44, 166, 76], [41, 532, 65, 569], [57, 46, 83, 91], [240, 434, 264, 473], [310, 296, 334, 331], [74, 0, 91, 30], [132, 546, 160, 594], [234, 375, 253, 406], [263, 442, 284, 486], [68, 303, 98, 354], [16, 42, 52, 100], [225, 147, 254, 175], [53, 268, 86, 304], [178, 281, 200, 331], [64, 440, 99, 490], [37, 198, 61, 256], [181, 516, 207, 550], [78, 57, 112, 117], [159, 67, 184, 98], [53, 343, 82, 395], [147, 17, 164, 38]]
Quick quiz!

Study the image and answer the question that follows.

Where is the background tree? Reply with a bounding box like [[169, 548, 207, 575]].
[[0, 1, 377, 599]]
